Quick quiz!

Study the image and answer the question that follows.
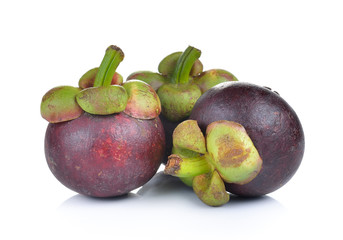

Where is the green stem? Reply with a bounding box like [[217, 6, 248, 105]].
[[164, 153, 212, 178], [170, 46, 201, 84], [94, 45, 124, 87]]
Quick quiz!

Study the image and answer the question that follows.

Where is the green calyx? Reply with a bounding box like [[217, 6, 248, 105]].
[[126, 46, 205, 122], [41, 45, 162, 123], [157, 46, 202, 122], [77, 46, 161, 118], [76, 45, 126, 115], [126, 46, 239, 123], [194, 69, 238, 93], [164, 120, 263, 206], [157, 83, 202, 122]]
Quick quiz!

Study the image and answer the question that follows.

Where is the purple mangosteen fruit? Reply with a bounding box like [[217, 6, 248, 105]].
[[41, 46, 165, 197], [45, 112, 164, 197], [189, 81, 305, 197]]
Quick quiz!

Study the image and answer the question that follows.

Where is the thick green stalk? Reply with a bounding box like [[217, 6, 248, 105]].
[[170, 46, 201, 84], [94, 45, 124, 87], [164, 153, 212, 178]]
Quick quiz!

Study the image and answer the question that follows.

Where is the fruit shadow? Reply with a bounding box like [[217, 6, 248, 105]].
[[137, 172, 285, 209], [58, 171, 286, 236], [58, 172, 195, 210], [59, 171, 285, 210]]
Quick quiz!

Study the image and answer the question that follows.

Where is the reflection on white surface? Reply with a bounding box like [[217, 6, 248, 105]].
[[58, 172, 286, 239]]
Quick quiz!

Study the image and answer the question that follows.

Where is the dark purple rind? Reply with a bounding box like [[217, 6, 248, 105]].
[[159, 114, 183, 164], [45, 112, 165, 197], [190, 82, 305, 197]]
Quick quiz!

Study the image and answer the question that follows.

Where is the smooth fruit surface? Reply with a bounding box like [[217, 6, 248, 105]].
[[45, 112, 165, 197], [190, 82, 305, 196]]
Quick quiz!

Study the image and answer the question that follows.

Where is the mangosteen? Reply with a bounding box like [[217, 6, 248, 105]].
[[41, 46, 165, 197], [189, 82, 305, 197], [45, 112, 164, 197]]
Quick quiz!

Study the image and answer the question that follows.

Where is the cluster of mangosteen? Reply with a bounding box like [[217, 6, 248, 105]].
[[41, 45, 305, 206]]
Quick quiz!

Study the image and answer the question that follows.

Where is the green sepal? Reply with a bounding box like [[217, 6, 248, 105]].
[[40, 86, 83, 123], [194, 69, 238, 93], [206, 120, 263, 185], [126, 71, 167, 91], [122, 80, 161, 119], [193, 170, 230, 207], [76, 85, 128, 115], [172, 120, 206, 154]]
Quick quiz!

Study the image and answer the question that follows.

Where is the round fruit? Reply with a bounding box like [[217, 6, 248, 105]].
[[42, 45, 165, 197], [45, 112, 165, 197], [190, 82, 305, 197]]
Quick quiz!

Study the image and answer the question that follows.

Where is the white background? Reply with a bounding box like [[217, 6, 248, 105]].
[[1, 0, 342, 239]]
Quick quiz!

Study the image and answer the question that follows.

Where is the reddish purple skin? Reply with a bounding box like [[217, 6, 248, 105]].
[[190, 82, 305, 197], [45, 112, 165, 197]]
